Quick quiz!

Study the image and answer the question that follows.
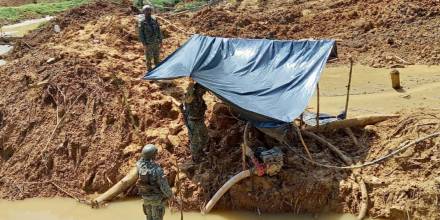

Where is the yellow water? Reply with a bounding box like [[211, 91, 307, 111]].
[[1, 17, 53, 37], [310, 64, 440, 115], [0, 17, 53, 65], [0, 198, 360, 220]]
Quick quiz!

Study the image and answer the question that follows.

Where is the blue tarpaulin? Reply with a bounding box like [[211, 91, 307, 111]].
[[144, 35, 336, 127]]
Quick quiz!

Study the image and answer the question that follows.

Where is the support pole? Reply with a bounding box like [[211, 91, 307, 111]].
[[242, 123, 250, 171], [344, 58, 354, 118], [175, 158, 184, 220], [316, 83, 320, 128]]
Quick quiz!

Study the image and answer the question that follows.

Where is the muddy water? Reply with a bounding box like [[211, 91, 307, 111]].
[[310, 65, 440, 116], [0, 16, 53, 38], [0, 17, 53, 65], [0, 198, 361, 220]]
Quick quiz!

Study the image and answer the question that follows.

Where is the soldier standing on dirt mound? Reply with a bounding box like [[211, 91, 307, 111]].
[[182, 82, 209, 162], [137, 144, 172, 220], [138, 5, 163, 71]]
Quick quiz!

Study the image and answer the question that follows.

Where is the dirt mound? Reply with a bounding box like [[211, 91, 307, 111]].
[[1, 1, 440, 220], [359, 110, 440, 219], [183, 0, 440, 67], [0, 0, 190, 199]]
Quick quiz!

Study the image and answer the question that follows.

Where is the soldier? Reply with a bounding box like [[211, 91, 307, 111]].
[[182, 82, 209, 162], [137, 144, 172, 220], [138, 5, 163, 71]]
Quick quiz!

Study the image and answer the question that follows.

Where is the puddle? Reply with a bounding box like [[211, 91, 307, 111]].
[[310, 65, 440, 115], [0, 16, 53, 38], [0, 198, 363, 220], [0, 17, 51, 65]]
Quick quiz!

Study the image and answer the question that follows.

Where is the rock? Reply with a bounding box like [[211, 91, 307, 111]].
[[365, 176, 384, 185], [175, 172, 187, 183], [54, 24, 61, 33], [352, 19, 374, 32], [46, 57, 57, 64], [167, 135, 180, 147], [169, 123, 183, 135], [123, 143, 142, 156]]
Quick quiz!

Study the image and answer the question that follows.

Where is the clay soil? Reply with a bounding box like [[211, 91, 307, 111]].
[[1, 1, 440, 220], [183, 0, 440, 67]]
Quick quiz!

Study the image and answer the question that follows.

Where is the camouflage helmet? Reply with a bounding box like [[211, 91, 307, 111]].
[[141, 144, 158, 159], [142, 5, 152, 12]]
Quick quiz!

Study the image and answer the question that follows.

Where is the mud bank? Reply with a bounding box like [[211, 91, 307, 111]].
[[0, 1, 439, 220]]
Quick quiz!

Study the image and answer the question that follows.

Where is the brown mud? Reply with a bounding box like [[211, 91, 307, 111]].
[[184, 0, 440, 67], [0, 1, 440, 220]]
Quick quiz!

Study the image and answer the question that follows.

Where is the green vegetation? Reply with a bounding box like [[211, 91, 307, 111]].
[[176, 0, 206, 11], [0, 0, 88, 23], [147, 0, 208, 11], [150, 0, 179, 8]]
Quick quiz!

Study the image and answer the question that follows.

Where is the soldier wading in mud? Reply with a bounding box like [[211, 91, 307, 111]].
[[182, 82, 209, 162], [138, 5, 163, 71], [137, 144, 172, 220]]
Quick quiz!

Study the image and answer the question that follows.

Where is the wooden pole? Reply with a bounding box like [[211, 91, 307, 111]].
[[316, 83, 320, 128], [174, 158, 184, 220], [344, 58, 354, 118]]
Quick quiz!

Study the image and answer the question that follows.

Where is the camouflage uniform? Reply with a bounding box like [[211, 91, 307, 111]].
[[137, 145, 172, 220], [183, 83, 209, 162], [138, 15, 163, 71]]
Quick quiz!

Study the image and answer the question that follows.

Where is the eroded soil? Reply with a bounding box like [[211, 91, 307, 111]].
[[1, 1, 440, 220]]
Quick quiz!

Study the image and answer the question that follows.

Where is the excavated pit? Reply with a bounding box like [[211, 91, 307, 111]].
[[0, 1, 439, 220]]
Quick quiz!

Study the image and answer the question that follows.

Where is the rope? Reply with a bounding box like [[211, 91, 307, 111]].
[[293, 131, 440, 170]]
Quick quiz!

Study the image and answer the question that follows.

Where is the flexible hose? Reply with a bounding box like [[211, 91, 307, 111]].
[[92, 167, 138, 207], [202, 169, 252, 214]]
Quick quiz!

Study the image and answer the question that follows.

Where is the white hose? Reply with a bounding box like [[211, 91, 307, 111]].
[[92, 167, 138, 207], [202, 169, 252, 214]]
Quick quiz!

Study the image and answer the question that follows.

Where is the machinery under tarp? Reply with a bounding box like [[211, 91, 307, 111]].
[[144, 34, 337, 127]]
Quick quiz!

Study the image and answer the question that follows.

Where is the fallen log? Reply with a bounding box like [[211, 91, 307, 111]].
[[306, 114, 399, 132], [91, 166, 138, 207]]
